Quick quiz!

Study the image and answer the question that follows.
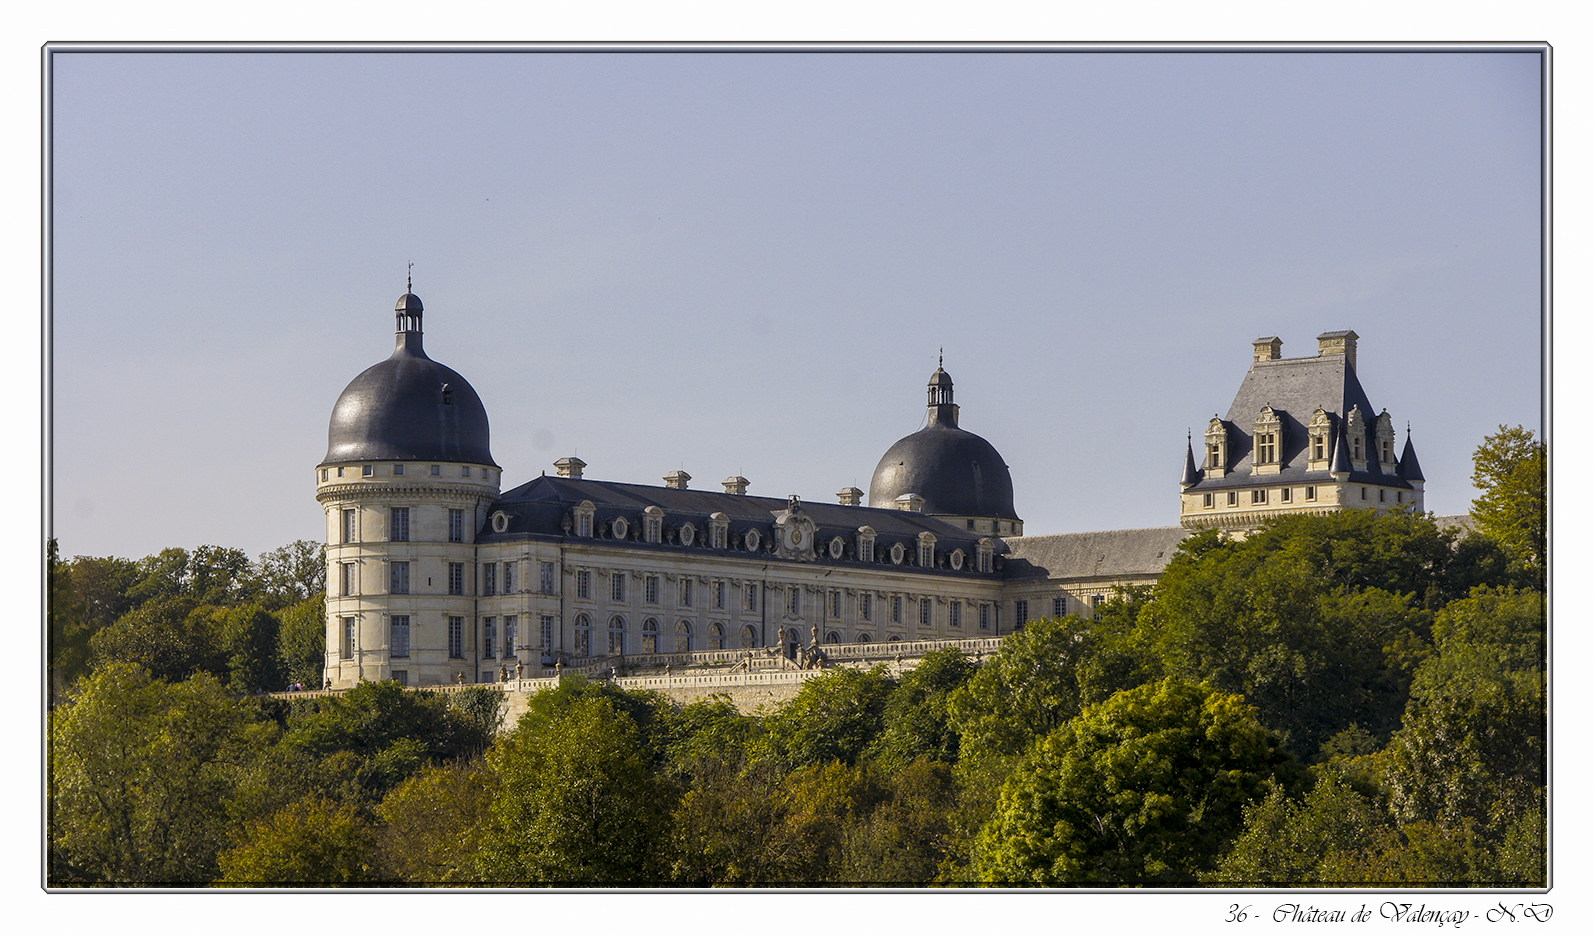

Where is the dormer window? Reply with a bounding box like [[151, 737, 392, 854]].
[[917, 532, 936, 568], [709, 512, 729, 549], [976, 538, 996, 574], [1252, 405, 1282, 474], [574, 501, 595, 538], [857, 526, 877, 563], [1346, 406, 1367, 468], [1375, 411, 1396, 466], [1204, 417, 1229, 476], [1307, 408, 1332, 468], [643, 506, 663, 544]]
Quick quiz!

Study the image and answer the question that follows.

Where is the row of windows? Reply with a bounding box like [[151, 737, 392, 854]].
[[342, 613, 465, 660], [1199, 485, 1408, 509], [322, 464, 496, 482], [340, 507, 469, 544]]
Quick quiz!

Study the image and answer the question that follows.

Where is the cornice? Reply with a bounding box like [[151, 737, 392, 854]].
[[317, 483, 499, 504]]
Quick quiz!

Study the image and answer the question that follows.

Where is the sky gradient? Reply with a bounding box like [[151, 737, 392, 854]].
[[47, 48, 1545, 562]]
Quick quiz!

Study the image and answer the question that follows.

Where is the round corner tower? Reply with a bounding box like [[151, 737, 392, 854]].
[[316, 288, 501, 688]]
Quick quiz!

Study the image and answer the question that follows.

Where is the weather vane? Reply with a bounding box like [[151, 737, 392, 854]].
[[407, 261, 414, 293]]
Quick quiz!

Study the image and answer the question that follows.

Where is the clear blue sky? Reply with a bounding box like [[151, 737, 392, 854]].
[[48, 48, 1545, 561]]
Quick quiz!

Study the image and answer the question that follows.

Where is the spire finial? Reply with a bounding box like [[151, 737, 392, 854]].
[[939, 347, 943, 368], [407, 261, 413, 293]]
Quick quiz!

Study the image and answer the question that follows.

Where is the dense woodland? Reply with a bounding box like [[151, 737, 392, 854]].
[[46, 426, 1545, 887]]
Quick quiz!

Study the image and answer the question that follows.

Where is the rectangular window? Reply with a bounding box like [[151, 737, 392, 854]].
[[540, 562, 555, 594], [449, 509, 464, 543], [1015, 599, 1029, 625], [483, 617, 496, 657], [340, 562, 354, 596], [504, 616, 517, 657], [609, 573, 625, 602], [482, 563, 497, 597], [1256, 433, 1276, 463], [342, 509, 356, 543], [1251, 489, 1267, 504], [342, 617, 355, 659], [363, 464, 374, 477], [320, 469, 328, 482], [860, 538, 874, 563], [462, 466, 471, 477], [431, 464, 441, 476], [1208, 444, 1221, 468], [1053, 596, 1066, 618], [1379, 489, 1386, 503], [1281, 487, 1292, 503], [829, 590, 841, 618], [861, 592, 873, 621], [713, 580, 726, 610], [788, 587, 801, 616], [1305, 486, 1317, 501], [680, 578, 693, 606], [949, 600, 961, 628], [448, 562, 464, 596], [978, 604, 991, 631], [1361, 487, 1368, 500], [646, 575, 660, 604], [448, 617, 464, 658], [576, 570, 591, 600], [389, 507, 410, 541], [1203, 493, 1213, 509], [891, 596, 902, 623], [1092, 595, 1104, 620], [390, 615, 410, 658], [744, 583, 758, 611], [1227, 491, 1238, 506], [337, 466, 345, 477], [540, 615, 554, 650], [1398, 491, 1404, 503], [919, 598, 932, 628], [393, 464, 405, 476], [502, 562, 515, 594], [391, 670, 407, 687], [1313, 437, 1326, 460], [390, 561, 410, 594]]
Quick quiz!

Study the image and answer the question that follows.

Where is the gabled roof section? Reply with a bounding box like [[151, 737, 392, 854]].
[[1001, 527, 1191, 581]]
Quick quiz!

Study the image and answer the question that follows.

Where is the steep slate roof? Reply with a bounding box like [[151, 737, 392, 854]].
[[1188, 351, 1411, 491], [478, 475, 1001, 578], [1001, 527, 1192, 582]]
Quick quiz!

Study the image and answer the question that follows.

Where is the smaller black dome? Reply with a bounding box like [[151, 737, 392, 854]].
[[395, 292, 424, 312]]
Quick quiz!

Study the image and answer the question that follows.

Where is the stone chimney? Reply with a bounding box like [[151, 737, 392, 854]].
[[836, 486, 863, 506], [1252, 336, 1282, 362], [1316, 330, 1359, 370], [722, 475, 750, 495], [554, 456, 586, 479], [663, 469, 691, 490]]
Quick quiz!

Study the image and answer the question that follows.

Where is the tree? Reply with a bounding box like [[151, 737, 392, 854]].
[[972, 678, 1301, 884], [868, 647, 976, 769], [217, 603, 286, 694], [373, 759, 495, 884], [126, 547, 190, 604], [948, 614, 1100, 764], [475, 692, 672, 884], [89, 595, 227, 683], [752, 665, 895, 771], [257, 539, 326, 609], [1206, 769, 1398, 885], [277, 594, 326, 689], [188, 544, 260, 606], [1470, 425, 1546, 573], [216, 797, 376, 886], [49, 540, 90, 700], [50, 664, 272, 884]]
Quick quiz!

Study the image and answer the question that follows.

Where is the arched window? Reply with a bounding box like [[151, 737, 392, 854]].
[[574, 501, 595, 538], [917, 532, 936, 567], [887, 633, 902, 642], [642, 617, 659, 654], [825, 630, 841, 644], [708, 622, 725, 651], [574, 614, 592, 657], [856, 632, 871, 643], [709, 512, 730, 550], [740, 625, 758, 649], [608, 616, 626, 656], [643, 505, 664, 544], [782, 628, 800, 660], [675, 620, 692, 653]]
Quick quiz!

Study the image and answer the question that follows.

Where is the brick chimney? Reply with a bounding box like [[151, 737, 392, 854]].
[[554, 456, 585, 479], [1316, 330, 1359, 370]]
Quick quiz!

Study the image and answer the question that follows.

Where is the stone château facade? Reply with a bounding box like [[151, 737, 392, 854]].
[[316, 290, 1425, 688]]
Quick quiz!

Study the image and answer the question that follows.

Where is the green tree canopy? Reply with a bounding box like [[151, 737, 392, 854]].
[[89, 595, 227, 683], [753, 665, 895, 771], [867, 647, 977, 770], [216, 796, 376, 886], [1470, 425, 1546, 574], [972, 678, 1301, 884]]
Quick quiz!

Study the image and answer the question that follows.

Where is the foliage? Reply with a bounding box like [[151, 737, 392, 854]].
[[948, 614, 1098, 764], [188, 545, 260, 606], [868, 647, 976, 769], [972, 678, 1301, 884], [752, 665, 895, 771], [89, 595, 227, 683], [1470, 425, 1546, 574], [277, 594, 327, 689], [217, 603, 286, 694], [256, 539, 326, 609], [50, 665, 273, 884], [476, 691, 672, 884], [215, 797, 375, 886], [49, 540, 92, 698], [374, 759, 495, 884], [1206, 769, 1397, 885]]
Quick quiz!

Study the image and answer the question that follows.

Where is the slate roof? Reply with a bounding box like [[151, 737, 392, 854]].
[[1001, 527, 1192, 582], [1187, 351, 1413, 491], [479, 475, 1002, 578]]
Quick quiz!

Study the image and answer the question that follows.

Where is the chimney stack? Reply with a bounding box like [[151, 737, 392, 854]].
[[1316, 330, 1359, 371], [722, 476, 750, 495], [663, 469, 691, 490], [554, 456, 586, 479], [837, 486, 863, 506], [1252, 336, 1282, 362]]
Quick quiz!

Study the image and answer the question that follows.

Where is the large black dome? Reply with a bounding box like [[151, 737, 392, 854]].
[[867, 366, 1017, 520], [320, 293, 496, 467]]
